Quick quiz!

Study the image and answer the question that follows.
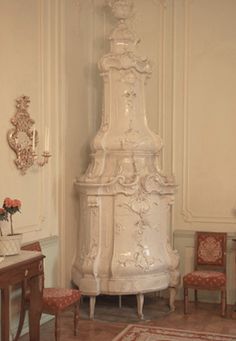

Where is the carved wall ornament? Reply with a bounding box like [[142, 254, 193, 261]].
[[7, 96, 51, 174]]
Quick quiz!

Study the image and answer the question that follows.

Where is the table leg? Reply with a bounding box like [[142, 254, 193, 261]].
[[28, 275, 43, 341], [1, 287, 10, 341]]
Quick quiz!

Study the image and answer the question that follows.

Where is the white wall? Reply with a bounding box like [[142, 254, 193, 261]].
[[172, 0, 236, 304], [0, 0, 63, 334], [173, 0, 236, 233], [0, 0, 60, 242], [0, 0, 236, 330]]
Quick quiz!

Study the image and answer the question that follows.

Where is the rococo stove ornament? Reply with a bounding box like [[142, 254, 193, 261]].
[[72, 0, 180, 319]]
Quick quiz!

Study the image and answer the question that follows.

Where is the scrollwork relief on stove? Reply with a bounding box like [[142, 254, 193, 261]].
[[142, 173, 176, 196], [118, 242, 155, 272], [165, 237, 180, 288], [85, 157, 105, 180], [99, 52, 152, 74], [115, 223, 126, 235], [120, 69, 138, 85], [117, 192, 159, 232], [81, 238, 98, 274], [107, 0, 134, 19]]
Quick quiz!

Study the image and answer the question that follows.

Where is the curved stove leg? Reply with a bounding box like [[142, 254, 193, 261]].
[[89, 296, 96, 319], [169, 286, 177, 311], [137, 293, 144, 319]]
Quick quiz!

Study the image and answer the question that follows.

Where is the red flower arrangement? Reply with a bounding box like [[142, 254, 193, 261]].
[[1, 197, 22, 235], [3, 198, 21, 215]]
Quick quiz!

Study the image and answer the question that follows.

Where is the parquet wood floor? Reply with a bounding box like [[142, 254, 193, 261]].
[[19, 295, 236, 340]]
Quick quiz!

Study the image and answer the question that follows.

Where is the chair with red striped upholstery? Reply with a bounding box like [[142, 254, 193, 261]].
[[183, 231, 227, 317], [14, 242, 81, 341]]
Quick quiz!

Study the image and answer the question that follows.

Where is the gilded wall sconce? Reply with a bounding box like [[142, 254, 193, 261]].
[[7, 95, 51, 175]]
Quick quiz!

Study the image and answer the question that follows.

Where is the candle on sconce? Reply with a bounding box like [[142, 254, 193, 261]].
[[32, 128, 36, 152], [45, 127, 50, 152]]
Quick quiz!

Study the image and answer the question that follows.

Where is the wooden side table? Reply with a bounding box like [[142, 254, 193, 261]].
[[0, 250, 44, 341]]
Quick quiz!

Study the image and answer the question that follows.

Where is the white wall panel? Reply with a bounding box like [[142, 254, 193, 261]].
[[0, 0, 60, 241], [0, 1, 61, 334], [173, 0, 236, 231]]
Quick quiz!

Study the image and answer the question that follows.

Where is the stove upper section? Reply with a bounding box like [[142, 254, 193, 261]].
[[88, 0, 163, 158]]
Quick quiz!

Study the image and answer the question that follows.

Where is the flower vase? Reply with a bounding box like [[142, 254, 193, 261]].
[[0, 215, 22, 256], [0, 233, 23, 256]]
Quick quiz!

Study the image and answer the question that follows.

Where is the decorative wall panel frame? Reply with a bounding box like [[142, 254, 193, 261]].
[[22, 0, 51, 235], [174, 0, 236, 226], [13, 0, 62, 238]]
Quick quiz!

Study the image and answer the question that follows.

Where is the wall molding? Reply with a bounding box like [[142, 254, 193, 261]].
[[55, 0, 67, 287], [180, 0, 236, 225], [157, 0, 167, 169]]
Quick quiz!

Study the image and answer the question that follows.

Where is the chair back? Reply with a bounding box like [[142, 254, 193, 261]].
[[21, 241, 42, 252], [194, 231, 227, 272], [21, 241, 44, 293]]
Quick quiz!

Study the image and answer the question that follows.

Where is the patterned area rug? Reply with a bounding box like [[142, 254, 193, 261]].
[[112, 325, 236, 341]]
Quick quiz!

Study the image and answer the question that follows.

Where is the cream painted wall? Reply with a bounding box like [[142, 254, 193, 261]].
[[0, 0, 62, 333], [0, 0, 60, 242], [172, 0, 236, 233], [171, 0, 236, 304], [0, 0, 63, 236], [0, 0, 236, 330]]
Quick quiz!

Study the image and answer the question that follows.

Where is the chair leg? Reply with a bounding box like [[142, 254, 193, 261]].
[[221, 290, 226, 317], [55, 314, 60, 341], [74, 302, 80, 336], [184, 287, 189, 314]]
